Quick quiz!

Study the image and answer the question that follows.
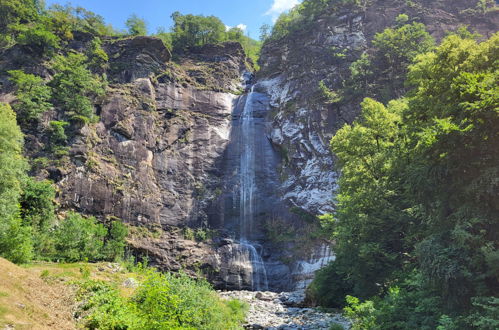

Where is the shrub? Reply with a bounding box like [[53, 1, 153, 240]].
[[48, 120, 69, 146], [86, 37, 109, 72], [77, 270, 248, 330]]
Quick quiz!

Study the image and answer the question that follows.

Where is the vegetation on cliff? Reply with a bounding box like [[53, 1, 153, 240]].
[[310, 30, 499, 329]]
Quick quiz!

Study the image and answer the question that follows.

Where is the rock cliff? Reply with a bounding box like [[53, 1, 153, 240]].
[[1, 0, 496, 293], [257, 0, 498, 215]]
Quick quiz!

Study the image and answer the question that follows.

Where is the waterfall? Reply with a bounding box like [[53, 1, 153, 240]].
[[237, 85, 269, 291]]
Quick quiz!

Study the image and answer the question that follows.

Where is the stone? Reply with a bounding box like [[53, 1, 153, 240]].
[[122, 278, 139, 288]]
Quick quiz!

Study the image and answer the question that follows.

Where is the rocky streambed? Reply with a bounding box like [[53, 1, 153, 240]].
[[218, 290, 350, 329]]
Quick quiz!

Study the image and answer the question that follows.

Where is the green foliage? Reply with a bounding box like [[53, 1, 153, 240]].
[[369, 17, 435, 101], [0, 103, 32, 264], [154, 27, 173, 51], [86, 37, 109, 72], [0, 103, 26, 219], [37, 211, 129, 262], [48, 120, 69, 146], [171, 12, 226, 52], [47, 4, 119, 37], [269, 0, 362, 41], [15, 22, 60, 55], [318, 80, 342, 104], [315, 32, 499, 328], [467, 297, 499, 329], [344, 295, 376, 330], [8, 70, 52, 123], [19, 178, 56, 257], [0, 216, 33, 264], [50, 52, 105, 123], [125, 14, 148, 36], [0, 0, 38, 28], [77, 270, 247, 329], [341, 16, 435, 104], [103, 221, 128, 261]]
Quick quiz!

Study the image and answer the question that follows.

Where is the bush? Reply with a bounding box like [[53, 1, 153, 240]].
[[48, 120, 69, 146], [86, 37, 109, 72], [77, 270, 248, 329]]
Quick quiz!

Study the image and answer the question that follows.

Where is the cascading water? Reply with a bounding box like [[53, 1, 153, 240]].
[[235, 85, 268, 291]]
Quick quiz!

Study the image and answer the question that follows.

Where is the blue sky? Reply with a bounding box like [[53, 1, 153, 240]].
[[45, 0, 302, 39]]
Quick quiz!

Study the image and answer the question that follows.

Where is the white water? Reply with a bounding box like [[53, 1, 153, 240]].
[[237, 86, 269, 291]]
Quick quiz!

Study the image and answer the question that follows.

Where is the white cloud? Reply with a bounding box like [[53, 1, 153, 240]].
[[265, 0, 301, 20], [226, 24, 248, 32]]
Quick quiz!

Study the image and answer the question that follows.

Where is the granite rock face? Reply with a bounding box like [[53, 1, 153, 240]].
[[257, 0, 498, 215]]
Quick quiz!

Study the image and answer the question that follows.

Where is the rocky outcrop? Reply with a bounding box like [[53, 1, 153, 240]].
[[46, 38, 247, 230], [104, 36, 171, 83], [218, 290, 350, 329]]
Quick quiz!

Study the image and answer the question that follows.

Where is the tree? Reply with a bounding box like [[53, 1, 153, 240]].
[[125, 14, 147, 36], [259, 24, 271, 42], [8, 70, 52, 124], [50, 52, 105, 124], [19, 178, 56, 257], [314, 31, 499, 328], [54, 212, 107, 262], [171, 12, 226, 52], [0, 0, 39, 31], [103, 221, 128, 261], [0, 103, 33, 263]]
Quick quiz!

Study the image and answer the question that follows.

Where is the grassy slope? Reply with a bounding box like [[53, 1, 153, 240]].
[[0, 258, 75, 329], [0, 258, 143, 329]]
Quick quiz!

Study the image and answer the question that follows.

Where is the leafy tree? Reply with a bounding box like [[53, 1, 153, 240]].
[[14, 22, 60, 55], [8, 70, 52, 123], [0, 103, 33, 263], [103, 221, 128, 261], [125, 14, 147, 36], [259, 23, 271, 42], [86, 37, 109, 72], [50, 52, 106, 124], [54, 212, 107, 262], [171, 12, 226, 51], [19, 178, 56, 257], [226, 27, 244, 43], [315, 31, 499, 328], [154, 27, 173, 51], [0, 0, 39, 31]]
